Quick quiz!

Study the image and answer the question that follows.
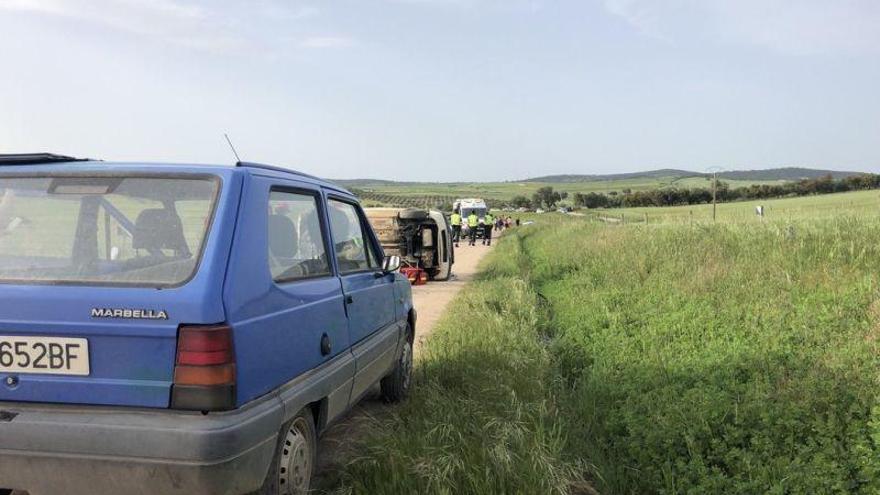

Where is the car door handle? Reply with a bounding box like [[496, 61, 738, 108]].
[[320, 333, 332, 356], [345, 295, 354, 305]]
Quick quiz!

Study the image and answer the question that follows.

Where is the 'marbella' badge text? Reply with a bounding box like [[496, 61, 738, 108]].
[[90, 308, 169, 320]]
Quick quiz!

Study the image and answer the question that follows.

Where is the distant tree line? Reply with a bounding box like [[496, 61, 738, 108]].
[[571, 174, 880, 209], [502, 187, 570, 210]]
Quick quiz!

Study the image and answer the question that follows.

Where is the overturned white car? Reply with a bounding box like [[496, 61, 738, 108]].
[[365, 208, 454, 281]]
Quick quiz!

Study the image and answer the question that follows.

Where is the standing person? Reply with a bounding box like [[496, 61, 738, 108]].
[[450, 210, 462, 247], [505, 216, 512, 229], [515, 218, 520, 227], [483, 210, 494, 246], [467, 211, 479, 246]]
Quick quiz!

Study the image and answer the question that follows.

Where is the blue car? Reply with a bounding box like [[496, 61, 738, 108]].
[[0, 154, 415, 495]]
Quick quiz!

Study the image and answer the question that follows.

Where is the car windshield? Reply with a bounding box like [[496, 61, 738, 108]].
[[0, 175, 219, 287]]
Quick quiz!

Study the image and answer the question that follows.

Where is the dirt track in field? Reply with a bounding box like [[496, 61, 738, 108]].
[[410, 233, 494, 355], [313, 229, 496, 490]]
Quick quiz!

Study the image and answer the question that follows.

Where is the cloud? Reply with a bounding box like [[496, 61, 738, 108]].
[[388, 0, 544, 12], [1, 0, 242, 52], [0, 0, 328, 54], [601, 0, 672, 42], [390, 0, 470, 4], [300, 36, 357, 49], [255, 3, 320, 21], [602, 0, 880, 56]]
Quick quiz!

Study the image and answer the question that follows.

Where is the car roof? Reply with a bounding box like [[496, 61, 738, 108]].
[[0, 159, 353, 196]]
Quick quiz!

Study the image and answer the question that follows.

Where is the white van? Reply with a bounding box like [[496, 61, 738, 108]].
[[453, 198, 488, 238]]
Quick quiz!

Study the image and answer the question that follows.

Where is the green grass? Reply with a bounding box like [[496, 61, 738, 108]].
[[327, 235, 580, 493], [595, 189, 880, 224], [327, 210, 880, 494], [532, 218, 880, 493]]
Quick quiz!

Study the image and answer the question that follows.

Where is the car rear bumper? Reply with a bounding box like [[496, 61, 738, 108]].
[[0, 393, 283, 495]]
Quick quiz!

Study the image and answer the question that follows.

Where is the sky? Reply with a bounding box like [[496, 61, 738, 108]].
[[1, 0, 879, 181]]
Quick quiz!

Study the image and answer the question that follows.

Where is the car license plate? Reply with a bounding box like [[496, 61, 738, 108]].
[[0, 336, 90, 376]]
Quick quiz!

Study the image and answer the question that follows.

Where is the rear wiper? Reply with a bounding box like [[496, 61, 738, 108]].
[[0, 153, 91, 165]]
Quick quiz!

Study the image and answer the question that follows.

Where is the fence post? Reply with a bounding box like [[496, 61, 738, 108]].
[[644, 212, 648, 224]]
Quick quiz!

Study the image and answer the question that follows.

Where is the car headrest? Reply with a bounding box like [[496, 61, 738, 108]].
[[329, 206, 352, 240], [133, 209, 190, 256], [302, 211, 322, 245], [268, 214, 297, 257]]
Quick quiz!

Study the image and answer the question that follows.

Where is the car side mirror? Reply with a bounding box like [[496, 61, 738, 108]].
[[382, 255, 401, 273]]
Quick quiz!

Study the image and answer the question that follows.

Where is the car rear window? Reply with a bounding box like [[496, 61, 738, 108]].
[[0, 175, 219, 287]]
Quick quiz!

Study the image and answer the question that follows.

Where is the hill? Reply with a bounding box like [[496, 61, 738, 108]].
[[524, 167, 861, 183], [330, 167, 868, 207], [335, 167, 863, 188], [716, 167, 859, 181], [521, 169, 699, 183], [332, 178, 405, 188]]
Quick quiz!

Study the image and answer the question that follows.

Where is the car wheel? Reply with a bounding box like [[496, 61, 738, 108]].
[[433, 262, 452, 281], [438, 243, 453, 280], [258, 408, 317, 495], [381, 328, 413, 402], [399, 208, 429, 220]]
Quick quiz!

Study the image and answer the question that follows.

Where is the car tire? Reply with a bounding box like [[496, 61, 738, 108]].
[[257, 408, 317, 495], [399, 208, 429, 220], [433, 262, 452, 281], [381, 327, 414, 402], [442, 262, 453, 281]]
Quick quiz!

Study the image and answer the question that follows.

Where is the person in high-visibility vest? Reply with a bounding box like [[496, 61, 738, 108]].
[[483, 211, 494, 246], [467, 211, 479, 246], [450, 210, 462, 247]]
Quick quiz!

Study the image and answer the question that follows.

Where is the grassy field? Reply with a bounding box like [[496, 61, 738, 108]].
[[344, 175, 786, 206], [592, 189, 880, 224], [327, 206, 880, 494]]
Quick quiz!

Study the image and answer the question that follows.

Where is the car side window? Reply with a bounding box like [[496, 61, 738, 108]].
[[268, 190, 331, 282], [365, 231, 381, 268], [328, 199, 370, 273]]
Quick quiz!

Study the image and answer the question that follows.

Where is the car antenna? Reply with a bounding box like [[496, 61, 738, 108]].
[[224, 133, 242, 163]]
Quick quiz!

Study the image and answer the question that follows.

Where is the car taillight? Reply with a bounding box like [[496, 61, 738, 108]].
[[171, 324, 236, 412]]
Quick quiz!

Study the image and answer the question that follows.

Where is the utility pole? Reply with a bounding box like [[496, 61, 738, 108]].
[[712, 170, 717, 222]]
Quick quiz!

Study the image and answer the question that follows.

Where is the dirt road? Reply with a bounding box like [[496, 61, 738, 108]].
[[314, 232, 496, 489], [411, 238, 493, 354]]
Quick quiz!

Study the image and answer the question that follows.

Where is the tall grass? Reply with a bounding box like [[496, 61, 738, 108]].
[[531, 218, 880, 493], [328, 215, 880, 494], [328, 233, 582, 494]]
